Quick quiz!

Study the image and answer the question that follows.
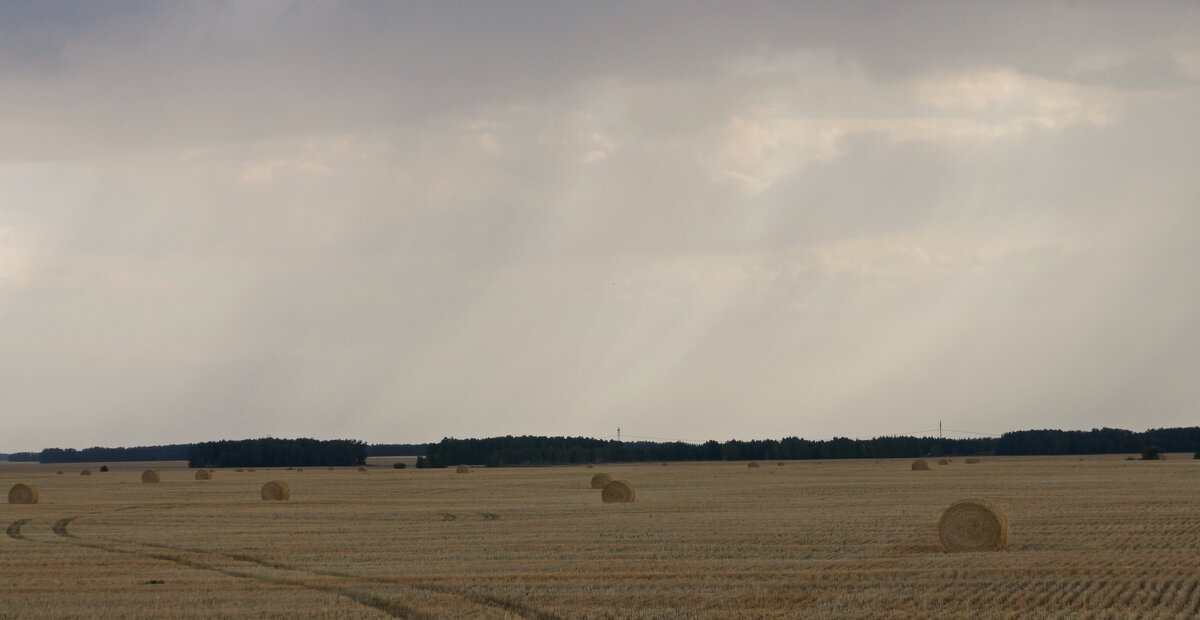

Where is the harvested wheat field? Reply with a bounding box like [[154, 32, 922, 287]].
[[4, 455, 1200, 618]]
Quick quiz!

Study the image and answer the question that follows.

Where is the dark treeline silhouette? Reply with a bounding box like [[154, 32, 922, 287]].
[[36, 444, 192, 463], [4, 452, 39, 462], [422, 427, 1200, 467], [187, 437, 367, 468], [366, 443, 427, 457]]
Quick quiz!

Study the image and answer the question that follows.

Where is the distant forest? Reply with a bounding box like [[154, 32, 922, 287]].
[[15, 441, 424, 463], [187, 438, 367, 468], [420, 427, 1200, 467], [11, 427, 1200, 467]]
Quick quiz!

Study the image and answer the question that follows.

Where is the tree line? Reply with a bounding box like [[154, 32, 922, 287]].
[[32, 444, 192, 463], [187, 438, 367, 468], [419, 427, 1200, 467]]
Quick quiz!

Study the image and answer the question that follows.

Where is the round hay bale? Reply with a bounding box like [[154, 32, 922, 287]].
[[777, 462, 785, 466], [748, 462, 760, 468], [56, 471, 64, 475], [938, 499, 1009, 552], [80, 469, 92, 476], [357, 466, 368, 472], [261, 480, 291, 501], [965, 458, 981, 464], [8, 483, 38, 504], [662, 462, 668, 466], [247, 469, 256, 472], [911, 459, 931, 471], [938, 459, 950, 465], [456, 464, 472, 474], [235, 468, 245, 472], [590, 473, 613, 489], [601, 480, 636, 503], [141, 470, 161, 483], [296, 468, 303, 472], [586, 464, 595, 469], [195, 470, 212, 480]]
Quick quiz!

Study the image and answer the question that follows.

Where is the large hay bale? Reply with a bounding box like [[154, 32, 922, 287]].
[[586, 464, 595, 469], [80, 469, 92, 476], [358, 466, 368, 472], [938, 499, 1009, 552], [911, 459, 931, 471], [8, 483, 38, 504], [601, 480, 636, 503], [456, 464, 472, 474], [965, 458, 981, 464], [748, 462, 760, 468], [195, 470, 212, 480], [938, 459, 950, 466], [56, 471, 64, 475], [590, 473, 613, 489], [777, 462, 785, 466], [235, 468, 245, 472], [261, 480, 291, 501], [141, 470, 161, 483]]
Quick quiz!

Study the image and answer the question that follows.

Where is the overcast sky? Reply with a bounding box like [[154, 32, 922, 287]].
[[2, 1, 1198, 452]]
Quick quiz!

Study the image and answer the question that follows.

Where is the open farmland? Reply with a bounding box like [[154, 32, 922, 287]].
[[3, 455, 1200, 618]]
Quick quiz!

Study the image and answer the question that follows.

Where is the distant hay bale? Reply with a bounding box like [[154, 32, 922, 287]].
[[328, 467, 335, 470], [358, 466, 368, 472], [938, 499, 1009, 552], [777, 462, 785, 466], [748, 462, 760, 468], [80, 469, 92, 476], [56, 471, 64, 475], [296, 468, 303, 471], [601, 480, 636, 503], [248, 469, 256, 472], [456, 464, 472, 474], [586, 464, 595, 469], [590, 473, 613, 489], [235, 469, 245, 472], [8, 483, 38, 504], [911, 459, 930, 471], [261, 480, 291, 501], [938, 459, 950, 465], [662, 462, 669, 466], [966, 458, 981, 464], [195, 470, 212, 480], [141, 470, 161, 483]]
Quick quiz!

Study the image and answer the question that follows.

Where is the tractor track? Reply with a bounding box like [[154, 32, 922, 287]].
[[8, 510, 558, 620]]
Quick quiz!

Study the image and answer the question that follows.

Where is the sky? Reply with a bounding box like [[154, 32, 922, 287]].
[[1, 1, 1199, 452]]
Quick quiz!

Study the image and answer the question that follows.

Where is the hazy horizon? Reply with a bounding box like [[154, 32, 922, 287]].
[[2, 2, 1199, 453]]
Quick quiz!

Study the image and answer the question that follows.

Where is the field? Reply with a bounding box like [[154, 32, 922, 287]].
[[3, 455, 1200, 618]]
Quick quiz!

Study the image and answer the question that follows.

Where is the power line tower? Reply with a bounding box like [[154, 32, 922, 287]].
[[617, 426, 621, 442], [939, 421, 943, 439]]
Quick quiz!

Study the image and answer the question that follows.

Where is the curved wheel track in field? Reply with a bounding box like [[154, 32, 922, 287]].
[[437, 512, 458, 521], [6, 519, 31, 540], [31, 509, 559, 620]]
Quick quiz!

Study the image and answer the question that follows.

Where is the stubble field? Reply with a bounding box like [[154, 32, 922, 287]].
[[3, 455, 1200, 619]]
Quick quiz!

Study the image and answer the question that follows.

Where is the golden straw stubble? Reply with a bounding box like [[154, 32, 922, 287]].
[[141, 470, 161, 483], [261, 480, 291, 501], [911, 459, 931, 471], [8, 483, 38, 504], [938, 499, 1009, 552], [195, 470, 212, 480], [590, 473, 613, 489], [601, 480, 636, 503]]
